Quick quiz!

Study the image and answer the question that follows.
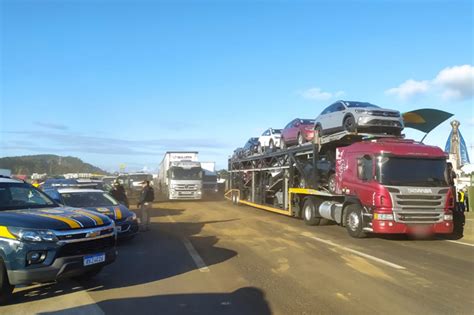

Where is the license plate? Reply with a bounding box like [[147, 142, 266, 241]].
[[180, 192, 193, 195], [83, 253, 106, 266]]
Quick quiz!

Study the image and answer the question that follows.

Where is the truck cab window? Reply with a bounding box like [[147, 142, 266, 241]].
[[357, 155, 373, 181]]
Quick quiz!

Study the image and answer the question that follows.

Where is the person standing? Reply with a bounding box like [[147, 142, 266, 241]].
[[137, 180, 154, 231], [111, 180, 129, 208]]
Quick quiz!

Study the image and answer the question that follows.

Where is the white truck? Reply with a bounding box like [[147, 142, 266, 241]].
[[157, 152, 203, 200]]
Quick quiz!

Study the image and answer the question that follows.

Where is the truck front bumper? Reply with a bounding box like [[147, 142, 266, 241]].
[[7, 247, 117, 286], [372, 220, 453, 234]]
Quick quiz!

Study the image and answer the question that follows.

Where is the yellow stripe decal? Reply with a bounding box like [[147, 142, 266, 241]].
[[38, 214, 81, 229], [0, 226, 16, 239], [114, 208, 122, 220], [75, 210, 104, 226]]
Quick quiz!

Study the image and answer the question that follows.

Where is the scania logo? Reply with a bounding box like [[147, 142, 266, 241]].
[[407, 188, 433, 194], [86, 231, 100, 238]]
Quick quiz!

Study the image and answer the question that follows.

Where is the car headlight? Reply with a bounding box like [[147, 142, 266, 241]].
[[126, 212, 137, 221], [8, 227, 58, 242], [354, 109, 368, 114]]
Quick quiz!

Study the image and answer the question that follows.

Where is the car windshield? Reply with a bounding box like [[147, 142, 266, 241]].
[[273, 129, 282, 134], [345, 102, 380, 108], [301, 119, 315, 124], [61, 192, 119, 207], [170, 167, 203, 180], [0, 183, 57, 211], [376, 157, 448, 187]]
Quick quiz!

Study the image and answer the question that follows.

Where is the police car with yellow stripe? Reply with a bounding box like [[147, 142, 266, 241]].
[[0, 177, 117, 303], [43, 188, 139, 240]]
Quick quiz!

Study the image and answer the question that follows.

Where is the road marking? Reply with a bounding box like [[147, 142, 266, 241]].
[[182, 237, 210, 272], [166, 215, 210, 272], [442, 239, 474, 247], [302, 234, 406, 270]]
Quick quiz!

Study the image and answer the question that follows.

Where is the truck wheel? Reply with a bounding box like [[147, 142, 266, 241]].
[[0, 260, 14, 305], [297, 133, 305, 145], [302, 197, 321, 226], [73, 267, 103, 281], [344, 204, 367, 238], [343, 115, 356, 132], [328, 173, 336, 194]]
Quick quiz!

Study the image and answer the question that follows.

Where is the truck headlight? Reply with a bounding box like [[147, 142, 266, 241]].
[[443, 214, 453, 221], [374, 213, 394, 221], [9, 228, 58, 242]]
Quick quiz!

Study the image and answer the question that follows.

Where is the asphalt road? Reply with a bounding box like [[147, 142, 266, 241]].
[[1, 200, 473, 315]]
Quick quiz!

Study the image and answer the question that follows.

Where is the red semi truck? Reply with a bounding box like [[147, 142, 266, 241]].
[[227, 132, 454, 238]]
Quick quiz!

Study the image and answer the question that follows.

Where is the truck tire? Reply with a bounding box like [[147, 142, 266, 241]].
[[328, 173, 336, 194], [343, 115, 356, 132], [344, 204, 367, 238], [302, 197, 321, 226], [0, 260, 13, 305]]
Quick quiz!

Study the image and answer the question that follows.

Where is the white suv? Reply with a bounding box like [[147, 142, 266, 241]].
[[258, 128, 282, 153], [314, 101, 403, 136]]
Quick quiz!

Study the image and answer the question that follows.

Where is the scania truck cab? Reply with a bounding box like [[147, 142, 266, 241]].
[[0, 177, 116, 303]]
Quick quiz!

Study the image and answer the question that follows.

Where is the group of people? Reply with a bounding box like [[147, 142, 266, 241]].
[[110, 179, 155, 231]]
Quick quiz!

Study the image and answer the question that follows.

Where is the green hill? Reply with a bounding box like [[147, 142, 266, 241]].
[[0, 155, 107, 176]]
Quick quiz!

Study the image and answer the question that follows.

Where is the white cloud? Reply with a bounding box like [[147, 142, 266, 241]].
[[385, 79, 430, 100], [433, 65, 474, 101], [385, 64, 474, 101], [300, 87, 345, 101]]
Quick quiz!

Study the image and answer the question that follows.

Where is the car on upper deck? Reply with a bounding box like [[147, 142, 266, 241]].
[[0, 177, 116, 303], [280, 118, 315, 149], [314, 100, 403, 136], [43, 188, 138, 240]]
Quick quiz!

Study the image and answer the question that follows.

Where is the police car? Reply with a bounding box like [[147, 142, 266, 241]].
[[0, 177, 116, 303], [43, 188, 139, 240]]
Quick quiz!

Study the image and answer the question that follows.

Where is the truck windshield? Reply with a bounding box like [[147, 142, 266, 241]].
[[171, 167, 202, 180], [61, 192, 119, 207], [376, 157, 448, 187], [0, 183, 57, 211]]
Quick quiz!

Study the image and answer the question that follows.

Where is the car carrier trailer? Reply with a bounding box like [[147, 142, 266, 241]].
[[226, 131, 454, 238]]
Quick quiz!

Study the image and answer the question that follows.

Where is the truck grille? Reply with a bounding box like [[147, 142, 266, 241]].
[[175, 184, 198, 191], [387, 186, 447, 224], [56, 236, 115, 258]]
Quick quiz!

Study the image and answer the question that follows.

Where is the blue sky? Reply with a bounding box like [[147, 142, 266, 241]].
[[1, 0, 473, 172]]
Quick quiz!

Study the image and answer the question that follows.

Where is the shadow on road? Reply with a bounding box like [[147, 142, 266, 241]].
[[8, 205, 239, 306], [39, 287, 272, 315]]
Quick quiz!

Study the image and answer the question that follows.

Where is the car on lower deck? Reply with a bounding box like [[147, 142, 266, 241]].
[[0, 177, 116, 303], [314, 100, 403, 136], [280, 118, 315, 149], [43, 188, 138, 240]]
